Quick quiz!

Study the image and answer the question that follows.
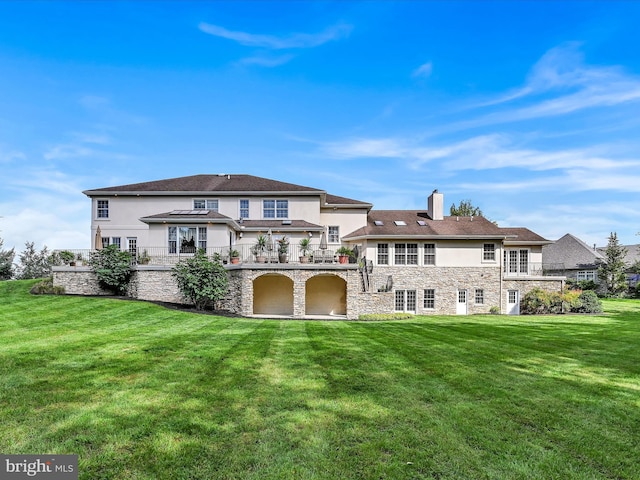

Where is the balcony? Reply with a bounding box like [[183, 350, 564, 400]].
[[53, 244, 354, 268], [503, 262, 565, 278]]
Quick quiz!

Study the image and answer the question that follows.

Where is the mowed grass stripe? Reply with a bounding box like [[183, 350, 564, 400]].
[[345, 319, 640, 478], [2, 281, 640, 479]]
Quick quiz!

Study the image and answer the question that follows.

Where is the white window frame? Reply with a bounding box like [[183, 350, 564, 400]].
[[483, 243, 496, 262], [475, 289, 484, 305], [168, 226, 207, 254], [394, 243, 418, 265], [377, 243, 389, 265], [504, 249, 530, 276], [424, 243, 436, 265], [424, 289, 435, 309], [263, 199, 288, 219], [193, 199, 218, 211], [395, 290, 416, 313], [577, 270, 597, 282], [97, 199, 109, 219], [328, 226, 340, 244], [239, 199, 249, 219]]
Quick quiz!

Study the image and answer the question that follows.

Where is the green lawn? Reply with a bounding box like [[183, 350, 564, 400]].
[[1, 280, 639, 479]]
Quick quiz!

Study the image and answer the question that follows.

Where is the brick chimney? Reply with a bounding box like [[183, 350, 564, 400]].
[[427, 189, 444, 221]]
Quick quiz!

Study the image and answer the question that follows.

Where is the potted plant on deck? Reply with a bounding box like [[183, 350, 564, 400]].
[[336, 246, 353, 264], [138, 250, 151, 265], [59, 250, 75, 266], [254, 234, 268, 263], [277, 236, 289, 263], [299, 238, 311, 263], [230, 248, 240, 264]]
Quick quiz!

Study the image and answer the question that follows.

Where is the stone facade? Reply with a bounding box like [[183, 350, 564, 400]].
[[374, 265, 502, 315], [52, 267, 113, 296], [53, 265, 565, 318]]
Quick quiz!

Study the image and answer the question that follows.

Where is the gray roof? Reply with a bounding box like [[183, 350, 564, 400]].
[[542, 233, 605, 270], [597, 243, 640, 268], [83, 174, 369, 207], [85, 174, 323, 195], [344, 211, 519, 240]]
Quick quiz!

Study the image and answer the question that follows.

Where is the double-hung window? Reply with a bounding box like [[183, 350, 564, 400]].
[[475, 289, 484, 304], [328, 226, 340, 243], [424, 289, 435, 309], [97, 200, 109, 219], [395, 243, 418, 265], [377, 243, 389, 265], [263, 199, 288, 219], [483, 243, 496, 262], [239, 199, 249, 219], [424, 243, 436, 265]]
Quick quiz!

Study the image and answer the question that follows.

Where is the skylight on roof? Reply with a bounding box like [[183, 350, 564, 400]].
[[374, 220, 384, 226], [282, 220, 292, 225], [394, 221, 407, 226], [417, 220, 426, 226]]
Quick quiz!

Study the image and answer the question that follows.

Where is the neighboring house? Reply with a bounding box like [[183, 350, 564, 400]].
[[597, 243, 640, 289], [54, 174, 564, 318], [542, 233, 605, 283]]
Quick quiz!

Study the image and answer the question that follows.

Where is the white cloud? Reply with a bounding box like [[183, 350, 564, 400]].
[[238, 54, 296, 67], [199, 22, 352, 50], [323, 137, 405, 159], [0, 148, 25, 163], [412, 62, 433, 79], [471, 43, 640, 122]]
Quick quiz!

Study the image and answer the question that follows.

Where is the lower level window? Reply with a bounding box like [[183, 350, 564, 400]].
[[395, 290, 416, 312], [475, 289, 484, 304], [424, 289, 435, 309]]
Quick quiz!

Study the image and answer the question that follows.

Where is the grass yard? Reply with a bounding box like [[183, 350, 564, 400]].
[[1, 280, 639, 479]]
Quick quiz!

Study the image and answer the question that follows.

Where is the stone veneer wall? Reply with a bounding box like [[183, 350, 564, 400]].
[[374, 266, 502, 315], [55, 265, 376, 319], [52, 267, 113, 296], [502, 277, 565, 313], [53, 265, 564, 317]]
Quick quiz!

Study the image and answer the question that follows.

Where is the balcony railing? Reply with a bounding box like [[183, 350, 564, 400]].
[[504, 262, 565, 277], [53, 243, 348, 266]]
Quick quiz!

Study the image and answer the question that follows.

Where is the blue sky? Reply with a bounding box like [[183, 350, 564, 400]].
[[1, 1, 639, 251]]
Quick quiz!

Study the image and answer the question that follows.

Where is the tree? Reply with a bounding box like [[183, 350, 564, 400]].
[[17, 242, 52, 279], [172, 249, 229, 310], [0, 237, 15, 280], [598, 232, 628, 297], [89, 244, 133, 295], [450, 199, 483, 217]]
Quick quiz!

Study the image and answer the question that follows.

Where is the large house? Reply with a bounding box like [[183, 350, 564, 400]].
[[54, 174, 564, 318], [542, 233, 605, 283]]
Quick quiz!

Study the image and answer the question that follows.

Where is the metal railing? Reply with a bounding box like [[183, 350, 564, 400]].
[[54, 243, 346, 266], [503, 262, 565, 277]]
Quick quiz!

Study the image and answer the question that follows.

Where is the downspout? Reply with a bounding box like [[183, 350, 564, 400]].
[[499, 241, 504, 313]]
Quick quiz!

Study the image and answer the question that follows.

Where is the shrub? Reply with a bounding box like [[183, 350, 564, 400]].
[[489, 306, 500, 315], [521, 288, 587, 314], [172, 249, 229, 310], [574, 290, 603, 313], [89, 245, 133, 295], [30, 277, 65, 295]]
